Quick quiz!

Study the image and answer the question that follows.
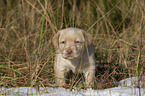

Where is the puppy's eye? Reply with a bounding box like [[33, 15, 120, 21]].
[[75, 41, 80, 44], [61, 41, 66, 44]]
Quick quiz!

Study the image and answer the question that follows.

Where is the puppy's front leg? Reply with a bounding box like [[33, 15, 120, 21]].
[[55, 69, 66, 87], [84, 69, 95, 88]]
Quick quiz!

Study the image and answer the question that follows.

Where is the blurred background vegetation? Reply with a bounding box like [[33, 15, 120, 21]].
[[0, 0, 144, 89]]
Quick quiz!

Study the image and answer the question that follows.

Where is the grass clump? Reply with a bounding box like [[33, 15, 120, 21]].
[[0, 0, 144, 90]]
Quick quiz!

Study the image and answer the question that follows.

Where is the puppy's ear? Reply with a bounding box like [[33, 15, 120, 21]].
[[52, 32, 60, 49], [82, 31, 93, 46]]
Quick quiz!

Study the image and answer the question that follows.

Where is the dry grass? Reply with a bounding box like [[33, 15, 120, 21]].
[[0, 0, 144, 90]]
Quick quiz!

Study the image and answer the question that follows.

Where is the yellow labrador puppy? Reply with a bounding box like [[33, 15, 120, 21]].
[[52, 27, 95, 88]]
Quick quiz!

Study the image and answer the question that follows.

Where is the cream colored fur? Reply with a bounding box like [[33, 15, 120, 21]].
[[52, 27, 95, 88]]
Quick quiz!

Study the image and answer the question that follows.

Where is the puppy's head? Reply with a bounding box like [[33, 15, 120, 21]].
[[52, 28, 92, 59]]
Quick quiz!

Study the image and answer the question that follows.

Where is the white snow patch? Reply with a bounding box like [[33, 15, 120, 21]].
[[1, 77, 145, 96]]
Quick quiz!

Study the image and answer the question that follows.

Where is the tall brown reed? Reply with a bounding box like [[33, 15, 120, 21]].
[[0, 0, 144, 90]]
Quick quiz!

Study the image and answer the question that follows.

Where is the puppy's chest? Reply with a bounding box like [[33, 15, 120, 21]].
[[56, 54, 89, 72], [64, 60, 89, 73]]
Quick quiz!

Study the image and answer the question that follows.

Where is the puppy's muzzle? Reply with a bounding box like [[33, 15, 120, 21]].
[[67, 48, 73, 55]]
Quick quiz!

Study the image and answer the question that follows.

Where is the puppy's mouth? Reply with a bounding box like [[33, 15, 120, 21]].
[[63, 53, 80, 60], [62, 48, 73, 59], [63, 54, 74, 59], [61, 48, 81, 59]]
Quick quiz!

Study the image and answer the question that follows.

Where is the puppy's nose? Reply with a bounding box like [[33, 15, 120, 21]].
[[67, 48, 73, 54]]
